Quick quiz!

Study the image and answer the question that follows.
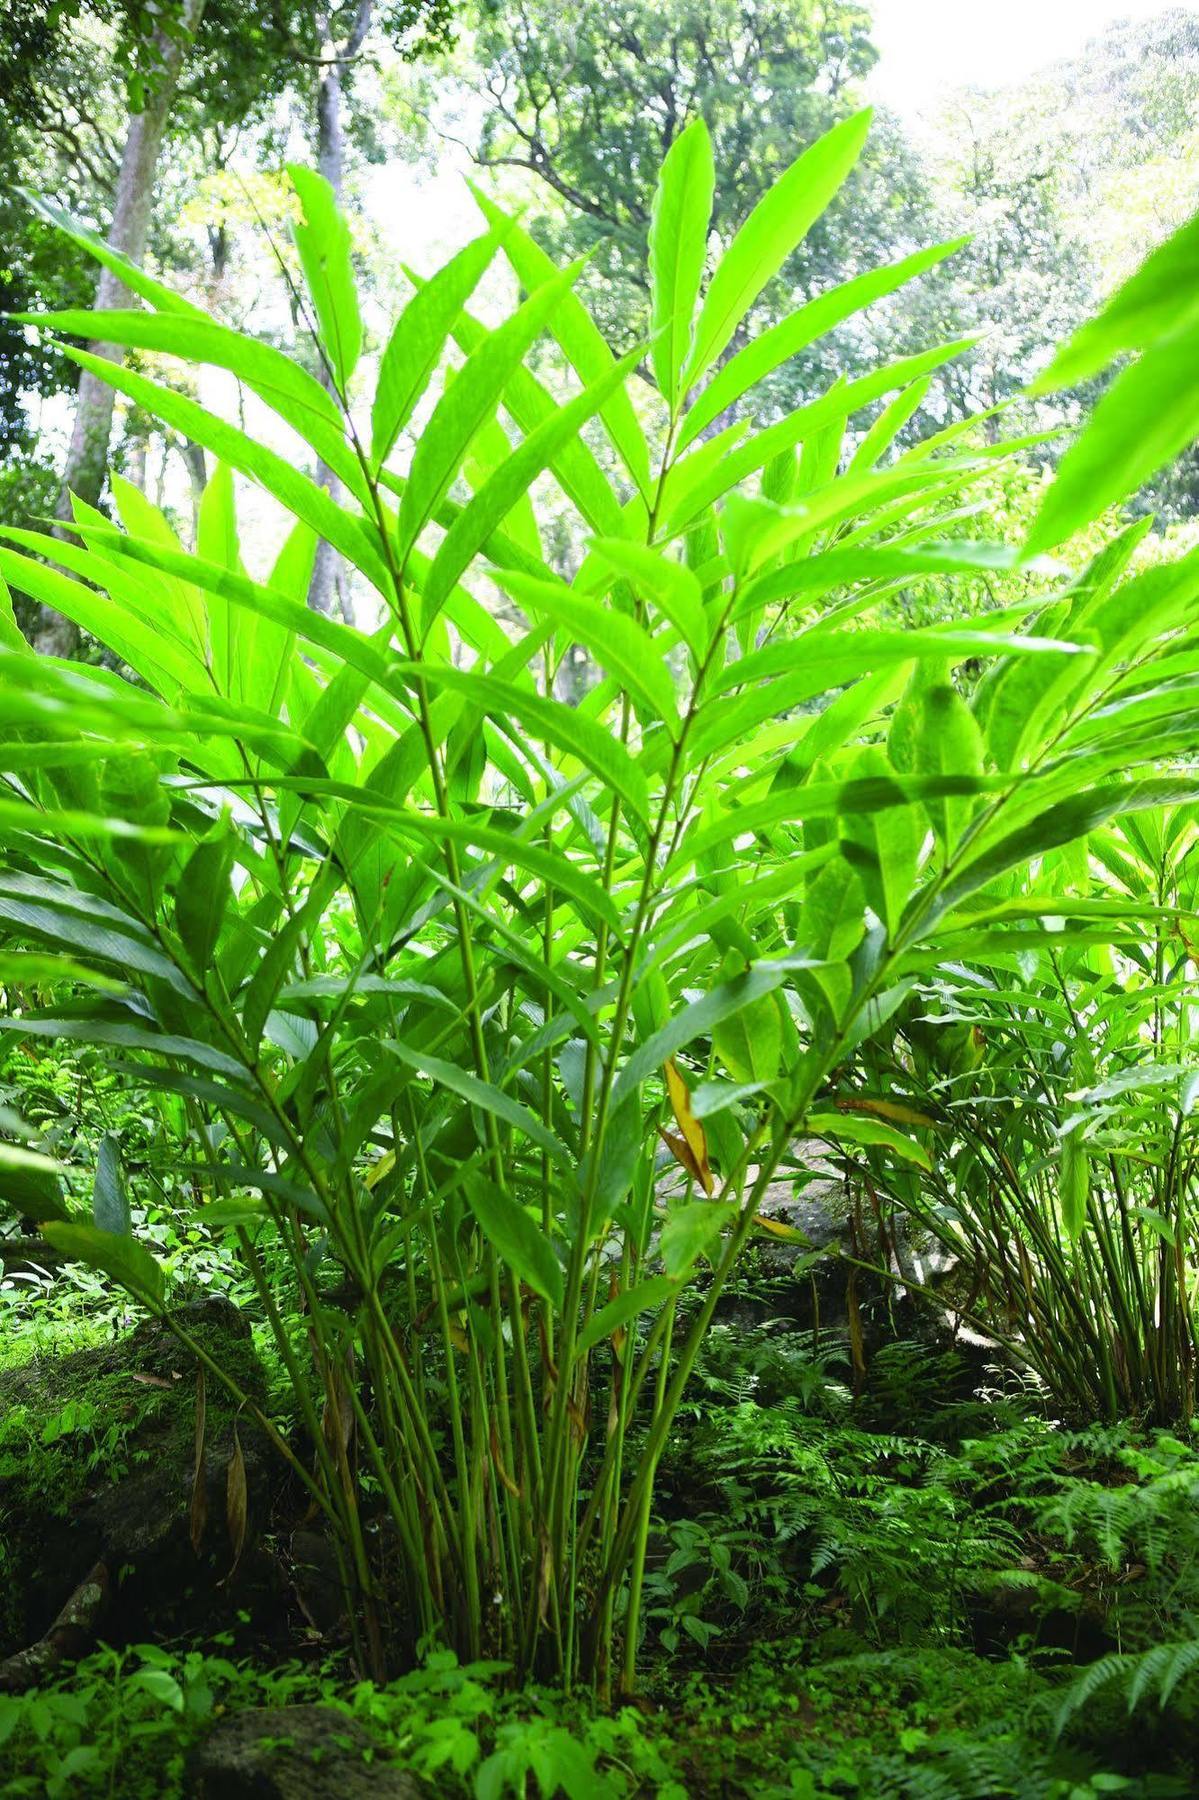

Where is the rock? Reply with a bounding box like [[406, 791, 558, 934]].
[[287, 1529, 348, 1634], [0, 1294, 271, 1664], [188, 1705, 429, 1800]]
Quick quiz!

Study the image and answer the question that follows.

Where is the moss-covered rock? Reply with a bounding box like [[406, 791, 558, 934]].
[[0, 1295, 270, 1657]]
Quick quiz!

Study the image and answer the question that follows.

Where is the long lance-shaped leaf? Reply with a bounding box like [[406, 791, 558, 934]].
[[641, 846, 840, 974], [1035, 207, 1199, 391], [731, 539, 1040, 618], [9, 500, 204, 641], [648, 117, 715, 413], [23, 189, 206, 319], [421, 343, 644, 631], [587, 540, 708, 666], [384, 1041, 573, 1166], [396, 260, 586, 568], [0, 543, 202, 697], [437, 294, 633, 538], [40, 1221, 165, 1308], [492, 571, 680, 735], [15, 310, 365, 500], [372, 228, 507, 470], [381, 810, 624, 938], [0, 892, 194, 994], [0, 796, 182, 845], [679, 238, 965, 449], [66, 526, 394, 695], [711, 624, 1091, 699], [288, 164, 362, 391], [661, 340, 978, 536], [0, 1016, 247, 1078], [0, 639, 319, 768], [925, 778, 1199, 928], [50, 346, 390, 594], [682, 108, 872, 392], [231, 774, 625, 935], [470, 186, 653, 500], [1026, 317, 1199, 555], [610, 958, 822, 1109], [464, 1176, 565, 1310], [667, 774, 1007, 869], [390, 661, 650, 825], [849, 377, 932, 473]]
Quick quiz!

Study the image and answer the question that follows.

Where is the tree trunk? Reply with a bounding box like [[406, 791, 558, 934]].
[[179, 437, 209, 538], [307, 1, 373, 621], [34, 0, 206, 657]]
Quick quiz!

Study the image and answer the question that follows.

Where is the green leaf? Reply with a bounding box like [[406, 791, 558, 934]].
[[576, 1276, 679, 1359], [660, 1200, 737, 1277], [0, 1016, 247, 1078], [53, 348, 389, 593], [931, 778, 1199, 925], [612, 959, 819, 1109], [712, 955, 783, 1085], [24, 188, 206, 318], [1059, 1125, 1090, 1243], [682, 109, 871, 391], [492, 571, 679, 735], [384, 1041, 573, 1165], [664, 341, 978, 534], [176, 831, 235, 973], [390, 662, 649, 824], [92, 1134, 130, 1235], [288, 164, 362, 391], [397, 261, 585, 568], [890, 676, 985, 853], [421, 343, 643, 630], [0, 952, 125, 991], [20, 310, 361, 496], [587, 539, 708, 665], [41, 1220, 165, 1307], [1027, 318, 1199, 554], [0, 1142, 71, 1222], [679, 236, 966, 450], [464, 1175, 564, 1310], [372, 229, 504, 469], [649, 117, 715, 411], [1036, 208, 1199, 390], [0, 885, 194, 994], [806, 1111, 932, 1171], [471, 186, 653, 501]]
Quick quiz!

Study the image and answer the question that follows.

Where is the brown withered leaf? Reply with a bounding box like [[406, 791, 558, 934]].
[[489, 1418, 522, 1499], [836, 1096, 936, 1129], [662, 1059, 714, 1194], [847, 1272, 866, 1390], [537, 1528, 554, 1627], [321, 1356, 355, 1461], [223, 1418, 248, 1582], [189, 1366, 207, 1555]]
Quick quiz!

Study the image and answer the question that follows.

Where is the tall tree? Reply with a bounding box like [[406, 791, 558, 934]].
[[5, 0, 453, 646], [293, 0, 454, 614], [53, 0, 206, 548], [434, 0, 935, 414]]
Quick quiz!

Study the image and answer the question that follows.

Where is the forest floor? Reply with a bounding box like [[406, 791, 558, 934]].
[[1, 1261, 1197, 1798]]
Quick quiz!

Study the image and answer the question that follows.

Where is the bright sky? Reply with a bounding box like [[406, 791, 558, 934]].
[[867, 0, 1195, 114]]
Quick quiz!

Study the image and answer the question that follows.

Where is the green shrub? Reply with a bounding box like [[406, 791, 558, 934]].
[[2, 116, 1198, 1692]]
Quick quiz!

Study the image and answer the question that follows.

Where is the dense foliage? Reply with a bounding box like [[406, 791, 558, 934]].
[[6, 7, 1199, 1795]]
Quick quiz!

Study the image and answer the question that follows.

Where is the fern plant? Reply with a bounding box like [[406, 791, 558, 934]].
[[0, 116, 1195, 1690]]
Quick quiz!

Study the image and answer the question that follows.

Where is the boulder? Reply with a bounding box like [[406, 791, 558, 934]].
[[0, 1294, 271, 1673], [187, 1704, 430, 1800]]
